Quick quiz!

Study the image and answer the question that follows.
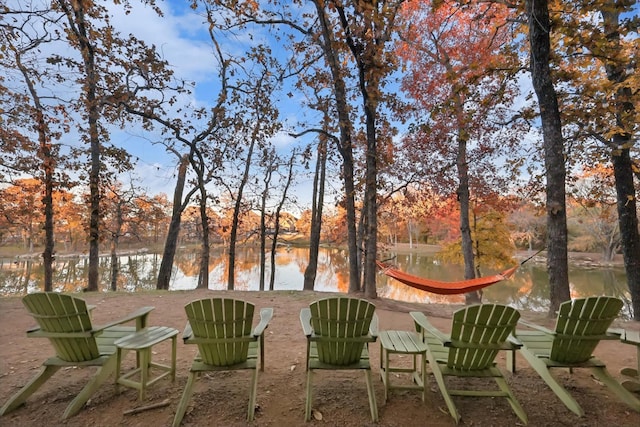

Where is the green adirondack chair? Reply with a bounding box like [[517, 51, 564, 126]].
[[411, 304, 527, 425], [172, 298, 273, 427], [0, 292, 153, 420], [300, 297, 378, 422], [512, 296, 640, 416]]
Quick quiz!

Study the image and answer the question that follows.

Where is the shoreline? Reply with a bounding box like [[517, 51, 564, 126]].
[[1, 242, 626, 268]]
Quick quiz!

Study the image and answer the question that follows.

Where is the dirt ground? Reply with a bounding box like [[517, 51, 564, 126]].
[[1, 289, 639, 427]]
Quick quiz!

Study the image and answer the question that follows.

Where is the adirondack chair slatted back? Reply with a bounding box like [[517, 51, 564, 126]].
[[185, 298, 254, 366], [309, 297, 375, 366], [447, 304, 520, 371], [22, 293, 100, 362], [550, 296, 622, 363]]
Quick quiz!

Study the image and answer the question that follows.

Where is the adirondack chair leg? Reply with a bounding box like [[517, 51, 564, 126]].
[[364, 370, 378, 422], [495, 377, 528, 424], [172, 372, 198, 427], [62, 357, 118, 420], [426, 351, 461, 424], [0, 365, 60, 416], [247, 368, 259, 421], [591, 367, 640, 412], [305, 369, 313, 421], [519, 351, 584, 416]]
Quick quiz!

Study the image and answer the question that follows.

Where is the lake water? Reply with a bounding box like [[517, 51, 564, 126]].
[[0, 246, 632, 317]]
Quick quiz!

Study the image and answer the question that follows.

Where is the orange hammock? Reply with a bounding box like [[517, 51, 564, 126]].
[[376, 261, 520, 296]]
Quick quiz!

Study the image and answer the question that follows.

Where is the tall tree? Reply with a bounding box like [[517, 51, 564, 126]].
[[269, 150, 297, 291], [157, 154, 190, 290], [397, 0, 525, 303], [325, 0, 403, 298], [526, 0, 571, 314], [54, 0, 170, 291], [101, 181, 141, 291], [551, 0, 640, 318], [0, 4, 71, 291]]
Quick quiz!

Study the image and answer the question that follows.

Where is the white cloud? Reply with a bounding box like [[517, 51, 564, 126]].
[[107, 2, 215, 85]]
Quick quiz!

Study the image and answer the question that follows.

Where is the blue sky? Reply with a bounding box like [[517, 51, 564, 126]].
[[105, 0, 316, 209]]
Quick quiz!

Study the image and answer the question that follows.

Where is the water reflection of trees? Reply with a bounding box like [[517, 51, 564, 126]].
[[0, 250, 632, 318]]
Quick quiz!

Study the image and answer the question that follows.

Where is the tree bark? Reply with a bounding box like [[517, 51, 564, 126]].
[[228, 131, 257, 290], [314, 1, 360, 294], [270, 153, 295, 291], [601, 6, 640, 320], [457, 129, 480, 304], [527, 0, 571, 315], [197, 183, 210, 290], [303, 134, 327, 290], [156, 156, 188, 290], [259, 164, 273, 291]]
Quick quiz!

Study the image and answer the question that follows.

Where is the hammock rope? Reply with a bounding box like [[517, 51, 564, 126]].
[[376, 249, 543, 296]]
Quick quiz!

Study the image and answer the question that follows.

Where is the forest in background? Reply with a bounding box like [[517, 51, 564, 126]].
[[1, 1, 638, 316]]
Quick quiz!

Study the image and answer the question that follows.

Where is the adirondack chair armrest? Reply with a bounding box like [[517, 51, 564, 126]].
[[554, 332, 622, 341], [507, 334, 523, 349], [607, 328, 624, 337], [182, 322, 194, 342], [447, 340, 518, 350], [369, 313, 379, 339], [410, 311, 449, 344], [253, 308, 274, 337], [517, 319, 555, 335], [300, 308, 313, 337], [93, 306, 155, 332]]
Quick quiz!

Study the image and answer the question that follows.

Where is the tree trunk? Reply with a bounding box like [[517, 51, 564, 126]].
[[270, 153, 295, 291], [197, 184, 210, 290], [303, 135, 327, 290], [259, 165, 272, 291], [228, 133, 257, 290], [109, 234, 119, 292], [527, 0, 571, 315], [601, 7, 640, 320], [456, 130, 480, 304], [612, 148, 640, 318], [314, 2, 360, 294], [362, 89, 378, 299], [58, 0, 101, 292], [109, 202, 124, 292], [156, 156, 189, 290]]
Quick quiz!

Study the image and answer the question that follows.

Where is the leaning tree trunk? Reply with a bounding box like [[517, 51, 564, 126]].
[[156, 156, 189, 290], [270, 153, 295, 291], [304, 135, 327, 290], [527, 0, 571, 315]]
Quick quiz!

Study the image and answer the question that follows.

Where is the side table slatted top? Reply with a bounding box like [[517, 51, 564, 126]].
[[114, 326, 179, 400], [379, 330, 428, 402]]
